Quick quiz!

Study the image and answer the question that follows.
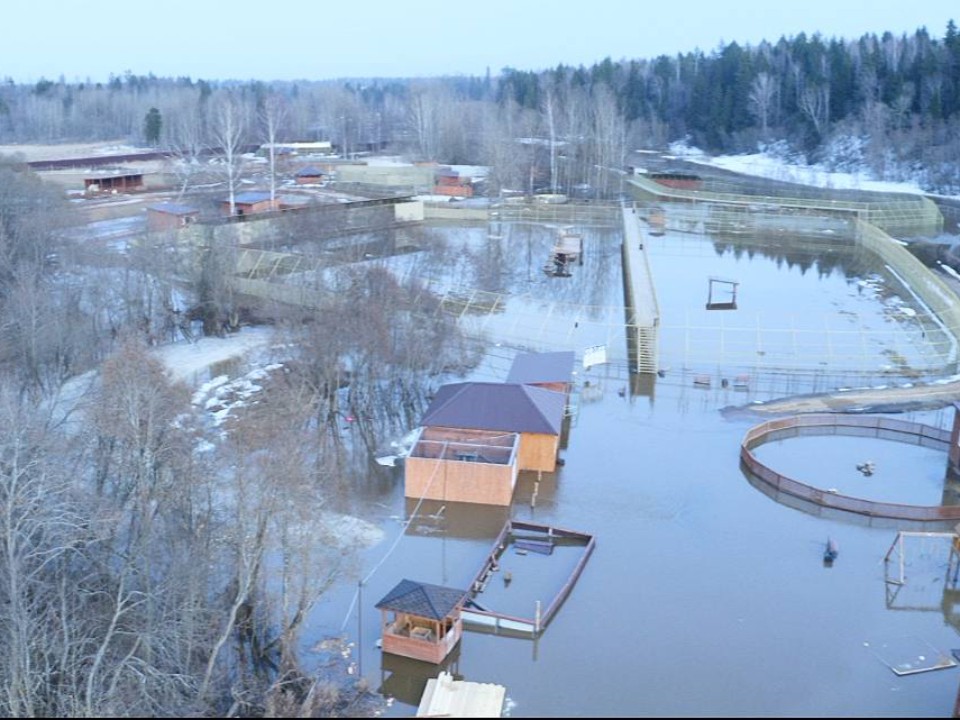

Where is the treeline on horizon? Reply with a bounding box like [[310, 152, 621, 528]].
[[2, 20, 960, 192]]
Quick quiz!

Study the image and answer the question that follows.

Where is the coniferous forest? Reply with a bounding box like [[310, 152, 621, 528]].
[[3, 22, 960, 192]]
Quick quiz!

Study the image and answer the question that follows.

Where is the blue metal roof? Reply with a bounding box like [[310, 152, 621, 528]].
[[506, 351, 576, 386], [420, 382, 565, 435], [296, 165, 327, 176], [231, 191, 274, 204]]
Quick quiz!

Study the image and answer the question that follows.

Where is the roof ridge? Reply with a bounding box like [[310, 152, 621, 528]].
[[520, 384, 562, 434]]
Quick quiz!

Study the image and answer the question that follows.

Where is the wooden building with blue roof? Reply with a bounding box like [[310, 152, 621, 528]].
[[506, 350, 576, 396], [146, 201, 200, 231], [220, 191, 280, 216], [405, 381, 566, 506]]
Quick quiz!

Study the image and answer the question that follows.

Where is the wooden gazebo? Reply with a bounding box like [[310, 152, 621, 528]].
[[375, 579, 467, 664]]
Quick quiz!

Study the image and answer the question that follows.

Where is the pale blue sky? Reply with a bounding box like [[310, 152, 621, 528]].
[[5, 1, 957, 83]]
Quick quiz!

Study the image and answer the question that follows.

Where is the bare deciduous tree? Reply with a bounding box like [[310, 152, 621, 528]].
[[211, 93, 248, 217], [749, 72, 778, 137], [799, 83, 830, 137], [260, 94, 288, 204]]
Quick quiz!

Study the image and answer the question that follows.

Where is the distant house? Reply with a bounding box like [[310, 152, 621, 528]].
[[220, 191, 280, 216], [405, 381, 565, 506], [649, 172, 702, 190], [294, 165, 329, 184], [375, 579, 467, 664], [432, 166, 473, 198], [146, 201, 200, 231], [506, 351, 576, 396], [84, 172, 144, 194]]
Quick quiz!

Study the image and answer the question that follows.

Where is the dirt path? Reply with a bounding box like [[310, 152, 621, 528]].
[[741, 376, 960, 415]]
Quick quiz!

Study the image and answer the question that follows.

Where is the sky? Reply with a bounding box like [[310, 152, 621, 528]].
[[4, 1, 957, 84]]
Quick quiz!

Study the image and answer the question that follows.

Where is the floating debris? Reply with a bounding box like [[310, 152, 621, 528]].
[[824, 537, 839, 565]]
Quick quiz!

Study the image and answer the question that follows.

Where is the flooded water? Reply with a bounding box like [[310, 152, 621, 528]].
[[301, 212, 960, 717], [754, 435, 951, 505]]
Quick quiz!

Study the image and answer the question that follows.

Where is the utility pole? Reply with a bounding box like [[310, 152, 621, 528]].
[[357, 579, 363, 677]]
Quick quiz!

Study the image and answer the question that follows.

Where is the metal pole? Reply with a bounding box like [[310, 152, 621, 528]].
[[899, 534, 905, 585], [357, 580, 363, 677]]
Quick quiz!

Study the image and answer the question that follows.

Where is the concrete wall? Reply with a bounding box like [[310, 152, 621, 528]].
[[336, 164, 435, 188], [395, 200, 425, 222], [424, 205, 488, 222]]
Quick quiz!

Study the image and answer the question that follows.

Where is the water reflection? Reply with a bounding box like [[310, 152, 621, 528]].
[[378, 644, 462, 707], [403, 498, 509, 540], [740, 459, 949, 532], [883, 532, 960, 638]]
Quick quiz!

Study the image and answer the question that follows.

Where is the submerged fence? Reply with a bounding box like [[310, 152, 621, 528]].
[[741, 414, 960, 522], [626, 174, 944, 236]]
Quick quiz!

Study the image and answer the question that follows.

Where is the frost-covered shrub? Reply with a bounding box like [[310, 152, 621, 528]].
[[820, 134, 866, 173]]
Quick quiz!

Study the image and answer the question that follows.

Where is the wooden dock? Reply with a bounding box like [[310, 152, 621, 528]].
[[621, 207, 660, 374]]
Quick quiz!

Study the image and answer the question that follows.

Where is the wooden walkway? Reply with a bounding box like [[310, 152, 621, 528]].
[[621, 207, 660, 374]]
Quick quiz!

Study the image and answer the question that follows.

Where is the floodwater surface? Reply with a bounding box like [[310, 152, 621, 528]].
[[301, 214, 960, 717]]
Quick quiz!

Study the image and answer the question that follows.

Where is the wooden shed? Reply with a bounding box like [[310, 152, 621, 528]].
[[405, 427, 520, 506], [84, 172, 144, 194], [146, 201, 200, 231], [506, 351, 576, 397], [405, 382, 565, 505], [220, 191, 280, 216], [376, 579, 467, 664]]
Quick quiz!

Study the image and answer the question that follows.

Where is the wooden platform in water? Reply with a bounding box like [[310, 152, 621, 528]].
[[462, 519, 595, 636], [417, 671, 506, 718], [553, 230, 583, 260]]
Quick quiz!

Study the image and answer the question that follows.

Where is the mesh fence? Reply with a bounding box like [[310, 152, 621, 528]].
[[741, 414, 960, 522]]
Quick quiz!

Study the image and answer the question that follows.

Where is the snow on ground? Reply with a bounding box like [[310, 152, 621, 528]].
[[155, 326, 277, 384], [416, 194, 461, 203], [668, 141, 929, 196], [364, 156, 415, 166], [156, 326, 384, 548], [0, 141, 144, 162], [447, 164, 489, 180], [361, 156, 489, 182], [192, 362, 284, 429]]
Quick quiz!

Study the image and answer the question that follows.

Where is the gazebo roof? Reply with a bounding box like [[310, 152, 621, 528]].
[[375, 579, 467, 620]]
